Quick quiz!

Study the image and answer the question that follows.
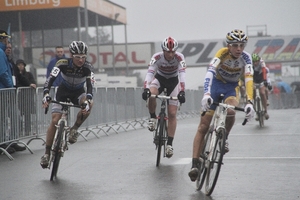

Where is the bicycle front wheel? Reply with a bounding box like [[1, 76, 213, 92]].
[[156, 113, 166, 167], [205, 127, 226, 196], [50, 120, 65, 181], [256, 97, 264, 127], [196, 126, 212, 191]]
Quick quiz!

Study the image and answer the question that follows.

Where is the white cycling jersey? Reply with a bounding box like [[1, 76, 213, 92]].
[[144, 51, 187, 90]]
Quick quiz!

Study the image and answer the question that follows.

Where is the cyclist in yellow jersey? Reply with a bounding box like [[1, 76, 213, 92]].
[[188, 29, 255, 182]]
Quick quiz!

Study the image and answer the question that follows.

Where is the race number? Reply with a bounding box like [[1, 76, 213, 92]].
[[180, 61, 187, 69], [149, 58, 157, 66], [51, 67, 60, 77], [209, 58, 220, 68], [245, 64, 254, 75]]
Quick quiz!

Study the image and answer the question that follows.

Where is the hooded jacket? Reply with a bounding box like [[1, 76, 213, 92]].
[[0, 42, 13, 88]]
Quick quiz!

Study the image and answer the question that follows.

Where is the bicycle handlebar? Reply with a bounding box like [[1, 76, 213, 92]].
[[45, 99, 84, 114], [149, 94, 178, 100], [146, 94, 181, 110], [201, 102, 250, 125]]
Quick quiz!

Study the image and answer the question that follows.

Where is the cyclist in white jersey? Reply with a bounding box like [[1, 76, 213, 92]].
[[188, 29, 255, 181], [142, 36, 186, 158]]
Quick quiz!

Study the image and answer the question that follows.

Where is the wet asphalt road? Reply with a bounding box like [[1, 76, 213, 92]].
[[1, 108, 300, 200]]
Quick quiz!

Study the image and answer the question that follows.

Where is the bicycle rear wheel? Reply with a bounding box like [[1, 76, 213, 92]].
[[196, 126, 212, 191], [205, 127, 226, 196], [156, 113, 166, 167], [50, 121, 65, 181]]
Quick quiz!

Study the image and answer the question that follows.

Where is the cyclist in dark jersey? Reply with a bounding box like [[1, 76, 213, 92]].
[[40, 41, 94, 168]]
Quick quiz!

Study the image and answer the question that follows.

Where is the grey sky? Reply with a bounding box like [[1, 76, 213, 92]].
[[112, 0, 300, 43], [110, 0, 300, 90]]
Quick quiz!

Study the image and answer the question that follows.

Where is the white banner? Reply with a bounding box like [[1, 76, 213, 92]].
[[32, 43, 152, 69], [33, 35, 300, 70]]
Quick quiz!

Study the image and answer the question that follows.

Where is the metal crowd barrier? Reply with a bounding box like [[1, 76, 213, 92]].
[[1, 86, 298, 160]]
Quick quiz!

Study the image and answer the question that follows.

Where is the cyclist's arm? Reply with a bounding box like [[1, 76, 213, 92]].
[[203, 57, 219, 95], [244, 63, 254, 101], [43, 59, 67, 94], [85, 73, 93, 97], [261, 60, 271, 84], [178, 57, 187, 91], [43, 68, 58, 94], [266, 67, 271, 84], [144, 57, 157, 89]]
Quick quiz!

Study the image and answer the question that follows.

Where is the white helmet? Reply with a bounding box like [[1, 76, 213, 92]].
[[69, 41, 88, 54], [161, 36, 178, 51]]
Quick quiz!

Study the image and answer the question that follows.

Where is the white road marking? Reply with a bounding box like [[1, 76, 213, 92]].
[[172, 157, 300, 165], [225, 157, 300, 160], [172, 158, 191, 165]]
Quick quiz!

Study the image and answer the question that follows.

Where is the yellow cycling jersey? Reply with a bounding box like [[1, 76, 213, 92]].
[[208, 47, 254, 100]]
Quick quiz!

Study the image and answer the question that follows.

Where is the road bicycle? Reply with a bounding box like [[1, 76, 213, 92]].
[[254, 83, 265, 127], [147, 88, 178, 167], [45, 98, 85, 181], [196, 94, 248, 196]]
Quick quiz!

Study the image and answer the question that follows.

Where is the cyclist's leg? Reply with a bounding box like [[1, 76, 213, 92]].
[[221, 82, 239, 153], [68, 93, 94, 144], [224, 97, 239, 135], [166, 83, 180, 143], [146, 81, 159, 131], [235, 84, 240, 102], [259, 85, 269, 119], [72, 93, 94, 128], [148, 84, 159, 117], [165, 81, 181, 157], [45, 113, 62, 153], [165, 104, 177, 157], [265, 87, 270, 105]]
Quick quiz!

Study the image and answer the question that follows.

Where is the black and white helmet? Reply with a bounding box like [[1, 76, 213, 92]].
[[69, 41, 88, 54], [161, 36, 178, 51]]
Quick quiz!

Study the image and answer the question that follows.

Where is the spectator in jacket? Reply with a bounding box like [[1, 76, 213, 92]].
[[46, 46, 65, 87], [16, 59, 36, 89], [16, 59, 36, 136], [5, 42, 31, 88], [0, 30, 13, 89]]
